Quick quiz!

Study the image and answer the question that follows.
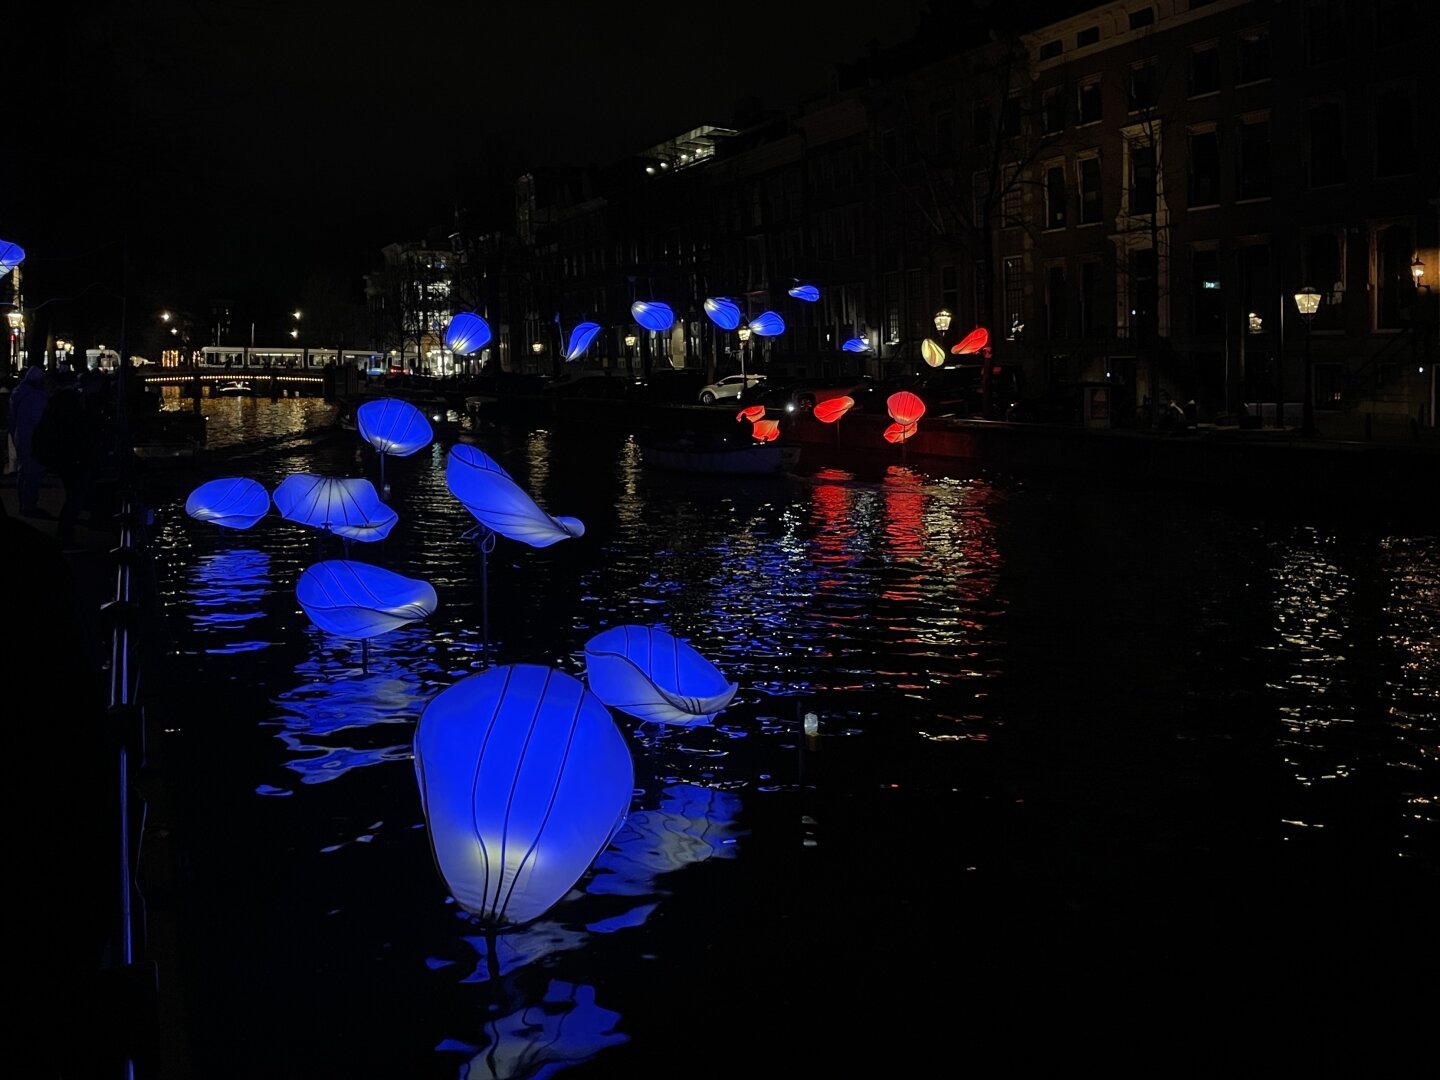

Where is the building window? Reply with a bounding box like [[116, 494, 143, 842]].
[[1040, 39, 1063, 60], [1129, 7, 1155, 29], [1078, 77, 1103, 125], [884, 271, 903, 344], [941, 265, 958, 316], [1307, 100, 1345, 187], [1302, 232, 1344, 330], [1046, 264, 1068, 339], [1189, 128, 1220, 207], [972, 169, 990, 226], [1307, 0, 1346, 63], [1374, 85, 1414, 178], [1000, 163, 1024, 225], [1129, 62, 1157, 112], [1190, 43, 1220, 96], [1192, 248, 1222, 334], [1237, 28, 1270, 84], [1375, 0, 1419, 48], [1238, 245, 1272, 345], [1077, 26, 1100, 47], [1045, 165, 1067, 228], [1003, 257, 1026, 338], [1080, 260, 1104, 337], [1078, 156, 1102, 224], [1129, 141, 1157, 216], [1237, 117, 1270, 199], [973, 101, 993, 144], [1001, 95, 1023, 139], [1042, 86, 1066, 134], [1374, 223, 1414, 330]]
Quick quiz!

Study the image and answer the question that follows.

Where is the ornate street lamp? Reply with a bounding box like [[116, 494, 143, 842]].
[[1294, 286, 1321, 438], [736, 324, 752, 402], [933, 308, 952, 335]]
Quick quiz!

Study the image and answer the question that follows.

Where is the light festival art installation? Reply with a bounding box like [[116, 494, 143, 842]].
[[787, 284, 820, 302], [813, 396, 854, 424], [296, 560, 437, 640], [564, 321, 601, 362], [884, 421, 918, 443], [414, 664, 634, 926], [750, 418, 781, 443], [630, 301, 674, 333], [921, 339, 946, 368], [887, 390, 927, 427], [356, 398, 433, 496], [445, 444, 585, 548], [185, 477, 271, 530], [445, 312, 493, 355], [842, 337, 873, 354], [735, 405, 766, 424], [748, 311, 785, 337], [583, 625, 737, 726], [950, 327, 990, 355], [703, 297, 743, 331], [0, 240, 25, 275], [272, 474, 398, 543]]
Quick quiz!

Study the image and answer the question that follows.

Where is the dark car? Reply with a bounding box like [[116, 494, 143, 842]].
[[760, 374, 877, 414], [635, 369, 707, 403]]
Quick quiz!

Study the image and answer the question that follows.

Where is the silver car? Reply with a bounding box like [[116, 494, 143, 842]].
[[697, 374, 765, 405]]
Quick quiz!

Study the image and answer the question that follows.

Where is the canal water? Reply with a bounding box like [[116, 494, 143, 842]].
[[141, 394, 1438, 1077]]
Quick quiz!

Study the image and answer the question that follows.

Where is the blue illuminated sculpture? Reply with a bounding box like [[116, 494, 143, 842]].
[[445, 444, 584, 548], [356, 398, 433, 497], [749, 311, 785, 337], [185, 477, 271, 530], [564, 321, 602, 362], [630, 301, 674, 333], [273, 474, 398, 543], [445, 312, 492, 355], [0, 240, 25, 275], [296, 560, 437, 640], [583, 625, 737, 726], [702, 298, 742, 331], [414, 664, 634, 926], [788, 284, 820, 302], [842, 337, 874, 354]]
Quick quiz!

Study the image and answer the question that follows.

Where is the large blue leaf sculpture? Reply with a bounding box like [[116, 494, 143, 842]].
[[185, 477, 271, 530], [272, 474, 398, 543], [445, 312, 492, 355], [583, 625, 737, 726], [842, 337, 874, 354], [749, 311, 786, 337], [356, 398, 433, 457], [564, 321, 602, 362], [702, 298, 742, 331], [630, 301, 674, 333], [787, 284, 820, 302], [0, 240, 25, 275], [445, 444, 584, 548], [296, 560, 437, 640], [414, 664, 634, 926]]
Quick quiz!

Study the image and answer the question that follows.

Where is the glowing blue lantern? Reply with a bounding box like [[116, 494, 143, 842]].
[[296, 560, 437, 640], [788, 284, 820, 302], [564, 321, 602, 362], [703, 298, 743, 331], [356, 398, 433, 457], [630, 301, 674, 333], [842, 337, 874, 354], [584, 625, 737, 726], [0, 240, 25, 276], [444, 312, 492, 355], [749, 310, 786, 337], [414, 664, 634, 926], [185, 477, 271, 530], [272, 474, 398, 543], [446, 444, 584, 548]]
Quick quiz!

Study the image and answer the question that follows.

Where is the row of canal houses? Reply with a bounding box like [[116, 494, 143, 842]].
[[368, 0, 1437, 425]]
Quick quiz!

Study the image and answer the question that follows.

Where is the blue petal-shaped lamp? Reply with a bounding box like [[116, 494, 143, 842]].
[[0, 240, 25, 275], [787, 284, 820, 302], [565, 321, 602, 362], [296, 560, 437, 639], [630, 301, 674, 333], [842, 337, 874, 354], [357, 398, 433, 457], [445, 312, 492, 355], [185, 477, 271, 530], [414, 664, 634, 926], [702, 298, 742, 331], [583, 625, 737, 726], [446, 444, 584, 548], [749, 311, 785, 337], [272, 474, 398, 543]]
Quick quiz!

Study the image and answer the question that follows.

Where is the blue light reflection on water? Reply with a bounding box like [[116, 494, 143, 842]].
[[144, 417, 1440, 1077]]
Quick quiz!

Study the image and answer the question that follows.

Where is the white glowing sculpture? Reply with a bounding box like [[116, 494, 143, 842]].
[[296, 560, 437, 639], [185, 477, 271, 530], [356, 398, 433, 457], [583, 625, 737, 726], [414, 664, 633, 926], [272, 474, 398, 543], [445, 443, 584, 548]]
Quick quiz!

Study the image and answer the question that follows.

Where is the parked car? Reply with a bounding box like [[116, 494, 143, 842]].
[[697, 374, 765, 405], [771, 374, 876, 413], [637, 369, 708, 403]]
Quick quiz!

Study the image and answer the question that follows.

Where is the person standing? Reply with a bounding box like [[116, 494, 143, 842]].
[[7, 364, 49, 516]]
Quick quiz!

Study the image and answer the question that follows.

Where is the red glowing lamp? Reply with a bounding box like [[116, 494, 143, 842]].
[[883, 422, 918, 443], [813, 396, 855, 424], [751, 419, 781, 443], [950, 327, 990, 355], [735, 405, 766, 423], [886, 390, 926, 426]]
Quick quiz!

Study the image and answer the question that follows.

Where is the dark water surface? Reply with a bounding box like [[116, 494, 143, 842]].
[[142, 398, 1438, 1077]]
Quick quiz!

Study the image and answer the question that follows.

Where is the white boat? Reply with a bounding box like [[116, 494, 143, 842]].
[[641, 439, 799, 475], [214, 381, 255, 396]]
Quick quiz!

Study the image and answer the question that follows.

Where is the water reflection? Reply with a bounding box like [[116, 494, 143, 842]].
[[444, 981, 626, 1080], [158, 386, 337, 450], [185, 547, 273, 654]]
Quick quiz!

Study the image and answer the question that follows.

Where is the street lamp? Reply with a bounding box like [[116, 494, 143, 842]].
[[736, 324, 752, 401], [1294, 286, 1321, 437], [1412, 256, 1425, 285], [623, 332, 637, 378], [933, 308, 952, 335]]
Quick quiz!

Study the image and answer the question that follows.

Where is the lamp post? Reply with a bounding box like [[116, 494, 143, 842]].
[[1294, 286, 1321, 437], [624, 332, 637, 379], [933, 307, 952, 342], [7, 306, 23, 373], [736, 324, 751, 402]]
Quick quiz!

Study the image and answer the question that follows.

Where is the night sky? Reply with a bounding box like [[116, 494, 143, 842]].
[[9, 0, 932, 332]]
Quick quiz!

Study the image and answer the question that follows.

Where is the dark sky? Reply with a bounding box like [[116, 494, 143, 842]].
[[8, 0, 931, 331]]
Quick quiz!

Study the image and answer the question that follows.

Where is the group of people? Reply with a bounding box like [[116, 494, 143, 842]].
[[4, 362, 115, 547]]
